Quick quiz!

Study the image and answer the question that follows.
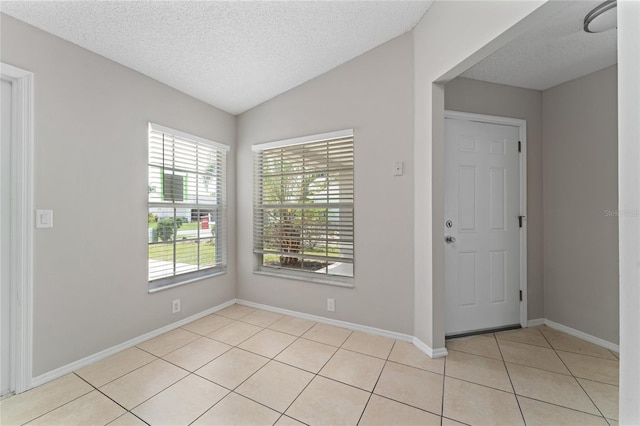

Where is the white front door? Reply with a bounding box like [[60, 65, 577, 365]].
[[1, 77, 12, 397], [444, 114, 523, 335]]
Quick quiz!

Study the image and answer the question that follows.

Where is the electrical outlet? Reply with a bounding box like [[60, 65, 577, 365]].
[[327, 298, 335, 312], [172, 299, 181, 314]]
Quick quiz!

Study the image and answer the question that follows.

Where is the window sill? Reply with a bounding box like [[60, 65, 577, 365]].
[[148, 268, 226, 293], [253, 268, 354, 288]]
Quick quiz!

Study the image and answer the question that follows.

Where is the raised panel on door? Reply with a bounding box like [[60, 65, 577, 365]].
[[458, 252, 477, 307], [489, 167, 507, 231], [458, 166, 477, 232], [489, 251, 507, 303]]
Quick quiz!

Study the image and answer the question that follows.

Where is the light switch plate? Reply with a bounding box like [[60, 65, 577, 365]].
[[393, 160, 404, 176], [36, 210, 53, 228]]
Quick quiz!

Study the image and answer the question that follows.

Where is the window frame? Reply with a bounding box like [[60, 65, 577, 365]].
[[147, 123, 229, 292], [252, 129, 355, 287]]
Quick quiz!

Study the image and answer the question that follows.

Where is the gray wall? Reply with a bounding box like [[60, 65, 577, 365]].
[[445, 78, 544, 320], [412, 0, 553, 350], [237, 34, 416, 335], [1, 14, 237, 375], [543, 65, 619, 344], [1, 1, 627, 381]]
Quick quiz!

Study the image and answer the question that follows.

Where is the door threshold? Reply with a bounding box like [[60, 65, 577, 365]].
[[446, 324, 521, 339]]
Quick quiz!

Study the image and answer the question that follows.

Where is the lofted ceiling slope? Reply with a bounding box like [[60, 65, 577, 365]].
[[1, 1, 432, 115]]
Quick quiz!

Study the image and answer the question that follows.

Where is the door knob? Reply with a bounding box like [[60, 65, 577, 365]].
[[445, 235, 456, 243]]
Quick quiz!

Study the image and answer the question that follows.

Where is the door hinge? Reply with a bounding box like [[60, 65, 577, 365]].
[[518, 215, 525, 228], [519, 290, 523, 302], [518, 141, 522, 152]]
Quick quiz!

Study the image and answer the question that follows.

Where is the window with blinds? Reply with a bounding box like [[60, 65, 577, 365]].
[[148, 123, 228, 291], [253, 130, 354, 281]]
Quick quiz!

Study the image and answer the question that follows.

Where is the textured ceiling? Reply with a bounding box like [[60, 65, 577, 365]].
[[1, 1, 432, 115], [461, 0, 617, 91]]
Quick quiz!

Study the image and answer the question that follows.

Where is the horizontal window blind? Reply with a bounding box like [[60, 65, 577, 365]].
[[253, 131, 354, 278], [148, 123, 228, 289]]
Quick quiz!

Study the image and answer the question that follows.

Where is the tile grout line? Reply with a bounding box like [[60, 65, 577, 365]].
[[113, 367, 190, 421], [13, 375, 95, 426], [441, 345, 447, 426], [136, 327, 203, 359], [132, 322, 614, 424], [355, 339, 396, 425], [450, 329, 616, 423], [455, 330, 618, 406], [186, 307, 274, 426], [501, 328, 615, 422], [497, 328, 617, 362], [73, 372, 151, 426], [74, 342, 212, 425], [516, 394, 617, 419], [533, 327, 610, 422], [16, 310, 618, 425], [495, 333, 570, 373], [126, 308, 267, 425], [75, 350, 160, 391], [159, 341, 233, 374], [442, 370, 526, 396], [186, 388, 231, 426], [205, 321, 264, 347], [554, 346, 610, 421], [352, 356, 444, 417], [494, 333, 527, 425], [446, 339, 550, 396], [193, 320, 346, 425], [273, 326, 355, 424], [366, 389, 444, 418], [271, 348, 327, 423], [538, 327, 620, 361]]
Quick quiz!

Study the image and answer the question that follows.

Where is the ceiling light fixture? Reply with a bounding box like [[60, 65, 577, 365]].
[[584, 0, 617, 33]]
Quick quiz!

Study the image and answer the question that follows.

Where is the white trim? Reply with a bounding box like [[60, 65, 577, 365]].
[[527, 318, 545, 327], [31, 299, 236, 387], [148, 268, 227, 294], [251, 129, 354, 152], [253, 269, 354, 289], [148, 122, 229, 152], [543, 319, 619, 353], [444, 110, 528, 329], [235, 299, 414, 343], [237, 300, 451, 359], [445, 110, 525, 129], [1, 62, 34, 394], [413, 337, 448, 359]]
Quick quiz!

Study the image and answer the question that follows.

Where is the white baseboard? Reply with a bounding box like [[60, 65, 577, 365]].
[[237, 300, 451, 359], [30, 297, 469, 390], [413, 337, 448, 358], [527, 317, 618, 353], [31, 299, 620, 392], [527, 318, 545, 327], [236, 299, 414, 343], [543, 319, 619, 353], [31, 299, 236, 388]]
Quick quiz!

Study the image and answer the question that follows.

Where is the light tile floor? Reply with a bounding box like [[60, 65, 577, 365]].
[[0, 304, 619, 425]]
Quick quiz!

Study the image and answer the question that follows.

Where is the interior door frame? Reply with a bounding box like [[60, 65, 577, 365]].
[[1, 62, 34, 394], [444, 110, 528, 329]]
